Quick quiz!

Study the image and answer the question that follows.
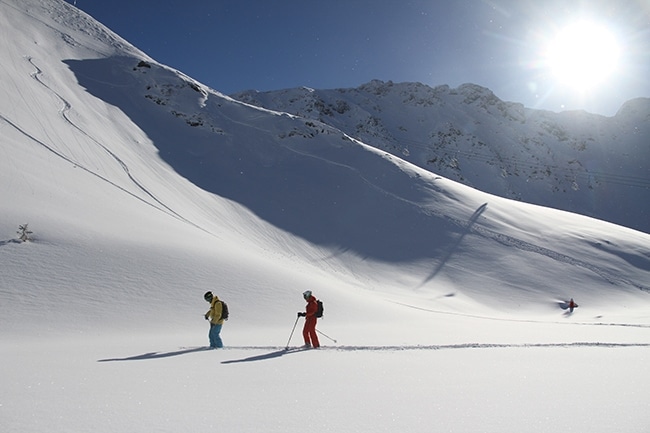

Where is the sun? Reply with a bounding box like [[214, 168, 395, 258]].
[[544, 21, 621, 90]]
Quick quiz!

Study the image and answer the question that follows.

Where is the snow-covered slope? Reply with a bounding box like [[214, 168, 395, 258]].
[[233, 81, 650, 234], [2, 0, 648, 326], [1, 1, 650, 432]]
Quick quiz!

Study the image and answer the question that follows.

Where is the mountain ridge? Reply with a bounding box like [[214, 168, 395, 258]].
[[232, 80, 650, 233]]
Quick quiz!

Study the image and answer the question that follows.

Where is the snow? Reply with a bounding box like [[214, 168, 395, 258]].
[[1, 1, 649, 432], [233, 78, 650, 234]]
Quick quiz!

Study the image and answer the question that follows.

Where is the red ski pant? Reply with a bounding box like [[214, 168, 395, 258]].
[[302, 317, 320, 347]]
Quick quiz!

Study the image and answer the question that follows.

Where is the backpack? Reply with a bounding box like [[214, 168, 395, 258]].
[[315, 300, 324, 318], [219, 300, 229, 321]]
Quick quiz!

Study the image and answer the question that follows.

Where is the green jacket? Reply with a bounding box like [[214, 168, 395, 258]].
[[205, 296, 225, 325]]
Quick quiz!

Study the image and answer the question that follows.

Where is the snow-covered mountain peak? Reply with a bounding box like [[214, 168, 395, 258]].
[[615, 97, 650, 118], [5, 0, 146, 60], [232, 80, 650, 233]]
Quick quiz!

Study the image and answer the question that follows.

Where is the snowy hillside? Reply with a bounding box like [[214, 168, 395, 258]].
[[1, 1, 650, 432], [233, 81, 650, 234]]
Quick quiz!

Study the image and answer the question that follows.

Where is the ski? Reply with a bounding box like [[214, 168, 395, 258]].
[[283, 345, 315, 352]]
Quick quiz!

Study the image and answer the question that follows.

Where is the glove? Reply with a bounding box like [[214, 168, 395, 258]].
[[204, 314, 209, 320], [297, 312, 306, 317]]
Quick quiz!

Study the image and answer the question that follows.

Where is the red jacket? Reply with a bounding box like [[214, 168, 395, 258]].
[[305, 296, 319, 318]]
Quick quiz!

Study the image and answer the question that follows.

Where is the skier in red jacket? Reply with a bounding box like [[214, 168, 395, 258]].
[[568, 298, 578, 313], [297, 290, 320, 348]]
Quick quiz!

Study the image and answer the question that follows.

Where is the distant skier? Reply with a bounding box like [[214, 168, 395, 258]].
[[297, 290, 320, 348], [203, 291, 225, 348], [568, 298, 578, 313]]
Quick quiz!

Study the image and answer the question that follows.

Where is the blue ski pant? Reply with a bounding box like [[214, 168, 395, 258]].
[[208, 323, 223, 348]]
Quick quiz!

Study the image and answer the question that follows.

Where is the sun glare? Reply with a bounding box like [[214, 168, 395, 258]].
[[544, 21, 620, 90]]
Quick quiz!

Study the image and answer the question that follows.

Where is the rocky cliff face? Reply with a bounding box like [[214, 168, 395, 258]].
[[233, 81, 650, 233]]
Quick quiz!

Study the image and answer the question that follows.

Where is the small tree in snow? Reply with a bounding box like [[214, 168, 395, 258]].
[[17, 224, 33, 242]]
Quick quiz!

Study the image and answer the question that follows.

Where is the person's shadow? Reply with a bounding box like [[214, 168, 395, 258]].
[[221, 347, 309, 364], [97, 346, 211, 362], [97, 346, 308, 363]]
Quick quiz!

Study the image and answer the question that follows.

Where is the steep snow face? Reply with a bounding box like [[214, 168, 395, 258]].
[[0, 0, 145, 60], [232, 81, 650, 234]]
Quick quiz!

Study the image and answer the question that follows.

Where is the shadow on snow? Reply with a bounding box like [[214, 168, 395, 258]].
[[64, 56, 466, 264], [97, 342, 650, 363], [97, 346, 212, 362]]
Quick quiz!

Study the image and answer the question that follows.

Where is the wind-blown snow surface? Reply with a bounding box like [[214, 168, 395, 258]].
[[1, 1, 649, 432]]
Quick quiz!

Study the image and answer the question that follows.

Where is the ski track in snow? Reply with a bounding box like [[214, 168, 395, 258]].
[[422, 200, 649, 293], [226, 342, 650, 352], [97, 342, 650, 364], [391, 300, 650, 329], [477, 225, 650, 293], [2, 56, 207, 232], [285, 137, 650, 294]]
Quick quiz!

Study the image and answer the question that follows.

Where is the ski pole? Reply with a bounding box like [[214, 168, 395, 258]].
[[316, 329, 337, 343], [285, 316, 300, 350]]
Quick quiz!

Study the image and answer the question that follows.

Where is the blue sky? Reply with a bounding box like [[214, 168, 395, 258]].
[[65, 0, 649, 116]]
